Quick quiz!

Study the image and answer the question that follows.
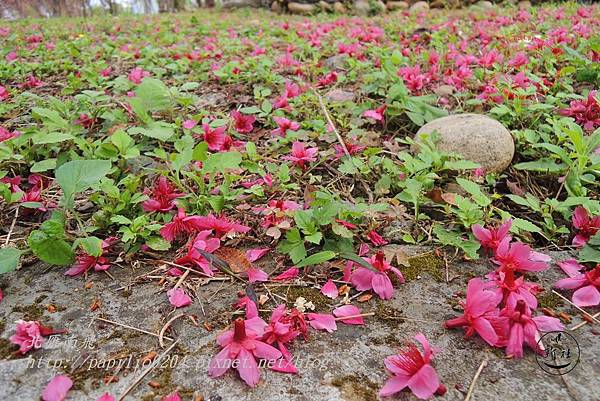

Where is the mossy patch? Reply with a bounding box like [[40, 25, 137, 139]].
[[12, 303, 45, 321], [331, 374, 378, 401], [273, 286, 330, 311], [538, 290, 564, 309], [0, 338, 18, 359], [401, 252, 445, 282]]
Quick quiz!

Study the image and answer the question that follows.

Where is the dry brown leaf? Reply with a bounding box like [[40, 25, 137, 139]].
[[46, 304, 57, 313], [90, 299, 101, 311], [148, 381, 161, 388], [441, 192, 457, 205], [381, 245, 410, 267], [84, 281, 93, 289], [425, 188, 444, 204], [141, 351, 157, 364], [214, 247, 251, 273], [357, 294, 373, 303]]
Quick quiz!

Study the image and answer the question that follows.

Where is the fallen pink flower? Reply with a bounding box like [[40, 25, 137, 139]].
[[65, 237, 116, 277], [444, 277, 504, 347], [559, 90, 600, 132], [182, 119, 197, 130], [498, 300, 563, 358], [493, 238, 549, 274], [42, 375, 73, 401], [363, 104, 386, 123], [486, 269, 541, 309], [471, 219, 512, 252], [142, 176, 184, 213], [306, 313, 337, 333], [160, 208, 204, 241], [231, 110, 256, 134], [367, 230, 388, 246], [246, 268, 269, 283], [282, 141, 318, 170], [167, 287, 192, 308], [333, 305, 365, 325], [208, 317, 281, 387], [200, 123, 229, 152], [271, 116, 300, 137], [321, 279, 338, 299], [351, 251, 404, 300], [0, 85, 9, 101], [96, 394, 115, 401], [380, 333, 444, 400], [128, 67, 150, 84], [191, 213, 250, 237], [261, 305, 301, 374], [273, 267, 299, 281], [0, 127, 20, 143], [174, 230, 221, 276], [571, 206, 600, 248], [555, 260, 600, 307]]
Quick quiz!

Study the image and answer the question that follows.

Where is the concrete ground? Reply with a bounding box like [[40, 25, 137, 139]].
[[0, 246, 597, 401]]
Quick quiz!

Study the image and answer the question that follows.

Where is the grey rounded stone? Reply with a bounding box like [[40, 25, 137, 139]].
[[408, 1, 429, 13], [288, 2, 316, 14], [414, 114, 515, 173]]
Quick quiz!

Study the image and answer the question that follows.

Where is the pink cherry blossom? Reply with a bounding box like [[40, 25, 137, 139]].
[[471, 219, 512, 252], [96, 393, 115, 401], [208, 317, 281, 387], [0, 127, 20, 143], [261, 305, 301, 374], [231, 110, 256, 133], [362, 104, 386, 123], [282, 141, 318, 170], [555, 260, 600, 307], [200, 123, 229, 151], [380, 333, 444, 400], [271, 116, 300, 137], [0, 85, 9, 101], [485, 269, 541, 309], [167, 287, 192, 308], [10, 320, 45, 354], [142, 176, 183, 213], [367, 230, 388, 246], [508, 52, 529, 68], [444, 277, 504, 347], [162, 391, 181, 401], [351, 251, 404, 300], [42, 375, 73, 401], [571, 206, 600, 248], [498, 300, 563, 358], [559, 90, 600, 132]]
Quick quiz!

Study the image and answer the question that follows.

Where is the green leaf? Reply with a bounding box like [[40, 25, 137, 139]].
[[456, 178, 491, 207], [28, 231, 74, 265], [134, 78, 171, 112], [146, 236, 171, 251], [432, 224, 480, 259], [296, 251, 337, 267], [33, 132, 74, 145], [511, 218, 541, 233], [339, 252, 375, 271], [55, 160, 111, 207], [0, 247, 23, 274], [73, 236, 103, 257], [203, 151, 242, 173], [513, 159, 566, 172], [31, 158, 57, 172]]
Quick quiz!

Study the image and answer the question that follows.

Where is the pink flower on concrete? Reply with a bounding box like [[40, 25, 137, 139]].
[[351, 251, 404, 300], [208, 318, 281, 387], [174, 230, 221, 276], [498, 300, 563, 358], [444, 277, 504, 347], [380, 333, 444, 400], [555, 260, 600, 307], [493, 238, 549, 274], [167, 287, 192, 308], [160, 208, 204, 241]]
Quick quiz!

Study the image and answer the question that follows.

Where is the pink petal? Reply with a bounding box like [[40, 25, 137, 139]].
[[321, 279, 338, 299], [554, 276, 587, 290], [237, 348, 260, 387], [250, 339, 282, 360], [506, 324, 524, 358], [407, 364, 440, 400], [306, 313, 337, 332], [273, 267, 299, 281], [96, 394, 115, 401], [246, 268, 269, 283], [473, 317, 500, 347], [379, 374, 410, 397], [167, 287, 192, 308], [572, 285, 600, 307], [42, 375, 73, 401], [351, 267, 374, 291], [333, 305, 364, 325], [557, 259, 585, 278], [208, 345, 233, 378], [246, 248, 269, 262], [371, 273, 394, 300], [533, 316, 564, 332], [162, 392, 181, 401]]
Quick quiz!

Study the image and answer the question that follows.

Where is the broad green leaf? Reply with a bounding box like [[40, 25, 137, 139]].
[[146, 236, 171, 251], [134, 78, 171, 111], [55, 160, 112, 207], [73, 236, 103, 257], [203, 151, 242, 173], [31, 158, 57, 172], [0, 247, 23, 274], [28, 231, 74, 265], [33, 132, 74, 145]]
